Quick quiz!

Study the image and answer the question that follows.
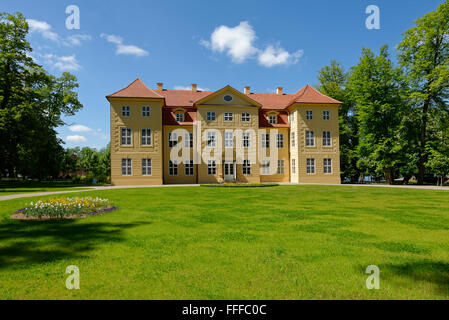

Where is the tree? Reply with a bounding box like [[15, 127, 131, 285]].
[[347, 46, 408, 184], [426, 148, 449, 186], [397, 0, 449, 184], [317, 60, 359, 183]]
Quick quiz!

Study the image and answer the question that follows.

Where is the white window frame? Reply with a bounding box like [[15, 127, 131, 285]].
[[121, 158, 132, 176], [262, 133, 270, 148], [142, 106, 150, 117], [306, 130, 315, 147], [306, 110, 313, 120], [291, 159, 296, 174], [242, 132, 250, 148], [169, 160, 178, 176], [261, 160, 270, 175], [141, 129, 152, 146], [168, 132, 178, 148], [324, 158, 332, 174], [206, 112, 216, 121], [185, 132, 193, 148], [276, 134, 284, 148], [224, 112, 233, 122], [323, 131, 331, 147], [277, 160, 285, 174], [241, 113, 250, 122], [142, 158, 152, 176], [207, 131, 216, 147], [175, 112, 184, 122], [121, 128, 132, 146], [207, 160, 216, 175], [224, 131, 234, 148], [306, 158, 315, 174], [268, 115, 277, 124], [243, 160, 251, 175], [185, 160, 194, 176], [121, 106, 130, 117], [323, 110, 330, 120]]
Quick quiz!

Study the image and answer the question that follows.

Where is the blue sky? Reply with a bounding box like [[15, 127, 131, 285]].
[[1, 0, 444, 149]]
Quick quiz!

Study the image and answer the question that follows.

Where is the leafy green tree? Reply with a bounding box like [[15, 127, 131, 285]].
[[317, 60, 359, 182], [397, 0, 449, 184], [347, 46, 408, 184]]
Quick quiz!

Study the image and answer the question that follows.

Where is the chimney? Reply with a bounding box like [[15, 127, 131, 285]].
[[157, 82, 163, 91], [244, 86, 250, 94], [276, 87, 283, 95], [191, 84, 198, 92]]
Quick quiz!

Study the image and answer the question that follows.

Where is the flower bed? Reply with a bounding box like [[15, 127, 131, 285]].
[[11, 196, 117, 220]]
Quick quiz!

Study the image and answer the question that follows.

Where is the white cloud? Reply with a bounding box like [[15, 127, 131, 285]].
[[66, 135, 87, 143], [201, 21, 304, 67], [174, 85, 210, 91], [101, 33, 149, 57], [201, 21, 258, 63], [43, 54, 81, 72], [69, 124, 93, 133], [258, 45, 304, 67], [65, 34, 92, 46], [27, 19, 59, 41]]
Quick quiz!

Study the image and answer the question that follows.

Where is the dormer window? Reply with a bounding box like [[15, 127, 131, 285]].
[[175, 112, 184, 122], [268, 115, 277, 124]]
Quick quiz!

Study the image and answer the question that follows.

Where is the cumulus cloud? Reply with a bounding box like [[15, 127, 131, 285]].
[[258, 45, 304, 67], [69, 124, 93, 133], [65, 34, 92, 46], [42, 54, 81, 72], [174, 85, 210, 91], [101, 33, 149, 57], [201, 21, 303, 67], [27, 19, 59, 41], [66, 135, 87, 143]]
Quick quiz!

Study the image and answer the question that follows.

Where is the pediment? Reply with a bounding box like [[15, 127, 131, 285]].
[[194, 85, 261, 108]]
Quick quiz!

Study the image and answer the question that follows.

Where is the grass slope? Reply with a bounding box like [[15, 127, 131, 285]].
[[0, 185, 448, 299]]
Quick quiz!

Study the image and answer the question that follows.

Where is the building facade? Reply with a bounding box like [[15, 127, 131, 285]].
[[106, 79, 342, 185]]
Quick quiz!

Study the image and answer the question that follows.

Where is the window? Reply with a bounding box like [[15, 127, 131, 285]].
[[225, 131, 233, 147], [224, 112, 233, 121], [306, 130, 315, 147], [323, 131, 331, 147], [268, 115, 277, 124], [324, 158, 332, 174], [121, 128, 132, 145], [241, 113, 250, 122], [262, 134, 270, 148], [207, 160, 216, 175], [168, 132, 178, 148], [207, 131, 216, 147], [121, 158, 132, 176], [175, 112, 184, 122], [291, 159, 296, 174], [206, 112, 216, 121], [185, 132, 193, 148], [291, 132, 296, 147], [223, 94, 233, 102], [261, 160, 270, 175], [277, 160, 285, 174], [306, 110, 313, 120], [169, 160, 178, 176], [243, 132, 250, 147], [276, 134, 284, 148], [141, 129, 152, 146], [121, 106, 130, 117], [243, 160, 251, 175], [290, 112, 295, 122], [142, 158, 152, 176], [142, 106, 150, 117], [185, 160, 194, 176], [323, 110, 330, 120], [306, 158, 315, 174]]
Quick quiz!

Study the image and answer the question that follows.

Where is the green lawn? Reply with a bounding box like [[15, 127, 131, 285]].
[[0, 180, 94, 196], [0, 185, 448, 299]]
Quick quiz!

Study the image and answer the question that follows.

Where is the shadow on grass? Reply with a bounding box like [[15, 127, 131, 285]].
[[0, 219, 151, 269], [382, 260, 449, 295]]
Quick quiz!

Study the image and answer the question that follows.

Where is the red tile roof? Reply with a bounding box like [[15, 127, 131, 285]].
[[106, 78, 164, 99], [162, 107, 197, 125], [259, 111, 290, 127], [106, 79, 341, 108]]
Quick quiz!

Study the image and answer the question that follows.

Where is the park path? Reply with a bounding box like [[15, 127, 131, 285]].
[[0, 183, 447, 202]]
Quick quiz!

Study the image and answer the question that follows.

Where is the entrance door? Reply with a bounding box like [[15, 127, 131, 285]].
[[223, 162, 235, 182]]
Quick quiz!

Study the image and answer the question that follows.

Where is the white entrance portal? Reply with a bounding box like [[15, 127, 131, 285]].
[[223, 161, 236, 182]]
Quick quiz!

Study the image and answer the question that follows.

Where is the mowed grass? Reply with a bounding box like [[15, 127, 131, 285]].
[[0, 185, 448, 299], [0, 181, 93, 196]]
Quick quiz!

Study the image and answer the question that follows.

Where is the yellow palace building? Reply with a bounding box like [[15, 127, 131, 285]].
[[106, 79, 342, 185]]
